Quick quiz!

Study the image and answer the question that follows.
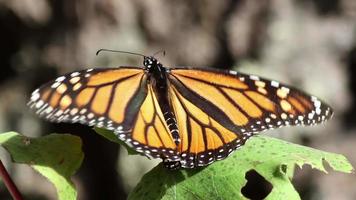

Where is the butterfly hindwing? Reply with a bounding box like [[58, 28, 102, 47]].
[[169, 85, 246, 168], [28, 67, 148, 133], [127, 83, 179, 160]]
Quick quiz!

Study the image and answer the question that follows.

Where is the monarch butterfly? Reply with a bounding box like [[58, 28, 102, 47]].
[[28, 50, 333, 169]]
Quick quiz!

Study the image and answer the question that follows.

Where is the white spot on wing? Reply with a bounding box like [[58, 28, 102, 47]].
[[314, 100, 321, 108], [281, 86, 290, 93], [51, 82, 61, 89], [55, 76, 65, 82], [35, 100, 44, 108], [71, 72, 80, 77], [271, 80, 279, 88], [249, 75, 260, 81], [315, 108, 321, 115], [31, 92, 40, 101], [229, 70, 238, 75]]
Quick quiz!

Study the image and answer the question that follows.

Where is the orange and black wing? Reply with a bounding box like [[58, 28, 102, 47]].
[[128, 83, 179, 160], [168, 67, 333, 168], [28, 67, 179, 159], [28, 67, 148, 133]]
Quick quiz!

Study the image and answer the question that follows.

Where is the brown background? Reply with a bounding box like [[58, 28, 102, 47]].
[[0, 0, 355, 199]]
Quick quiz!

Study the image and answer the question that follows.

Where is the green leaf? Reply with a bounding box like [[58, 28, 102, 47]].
[[0, 132, 84, 200], [94, 127, 138, 155], [128, 135, 354, 200]]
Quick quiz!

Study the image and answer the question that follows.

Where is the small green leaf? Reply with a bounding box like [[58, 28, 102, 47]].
[[128, 135, 354, 200], [94, 127, 138, 155], [0, 132, 84, 200]]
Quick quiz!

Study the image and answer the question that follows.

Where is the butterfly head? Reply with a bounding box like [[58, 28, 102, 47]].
[[144, 56, 160, 72]]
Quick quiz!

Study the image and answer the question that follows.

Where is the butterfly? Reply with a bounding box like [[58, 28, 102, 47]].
[[28, 50, 333, 169]]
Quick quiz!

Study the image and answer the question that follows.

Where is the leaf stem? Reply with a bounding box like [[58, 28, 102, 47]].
[[0, 159, 23, 200]]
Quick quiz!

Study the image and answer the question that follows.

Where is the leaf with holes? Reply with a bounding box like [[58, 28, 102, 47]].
[[128, 135, 354, 200], [0, 132, 83, 200]]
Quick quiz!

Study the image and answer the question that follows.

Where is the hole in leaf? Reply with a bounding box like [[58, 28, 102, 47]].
[[280, 164, 288, 174], [241, 170, 273, 199], [292, 164, 317, 200]]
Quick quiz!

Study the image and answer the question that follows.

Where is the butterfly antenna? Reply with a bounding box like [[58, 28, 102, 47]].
[[96, 49, 146, 57], [153, 50, 166, 57]]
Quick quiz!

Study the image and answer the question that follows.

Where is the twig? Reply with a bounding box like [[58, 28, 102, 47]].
[[0, 159, 23, 200]]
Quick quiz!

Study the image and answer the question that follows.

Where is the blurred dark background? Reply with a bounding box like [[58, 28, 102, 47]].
[[0, 0, 355, 199]]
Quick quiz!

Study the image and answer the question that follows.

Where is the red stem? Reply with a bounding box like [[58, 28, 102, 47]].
[[0, 160, 23, 200]]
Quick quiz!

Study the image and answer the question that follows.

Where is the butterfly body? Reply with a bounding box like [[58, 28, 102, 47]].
[[28, 55, 333, 169], [145, 57, 181, 147]]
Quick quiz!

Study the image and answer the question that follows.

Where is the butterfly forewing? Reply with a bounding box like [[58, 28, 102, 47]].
[[28, 67, 148, 133], [168, 67, 333, 167], [169, 68, 333, 132]]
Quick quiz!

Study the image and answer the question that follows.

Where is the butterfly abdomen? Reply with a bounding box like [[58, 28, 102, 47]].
[[163, 111, 180, 145]]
